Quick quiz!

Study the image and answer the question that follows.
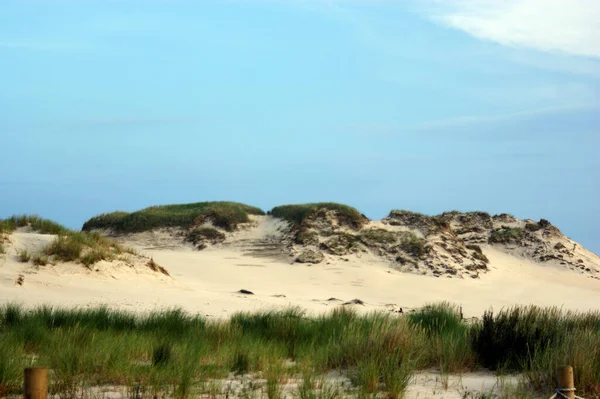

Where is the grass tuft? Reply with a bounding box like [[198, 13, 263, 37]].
[[17, 249, 31, 262], [31, 254, 49, 266], [270, 203, 365, 229]]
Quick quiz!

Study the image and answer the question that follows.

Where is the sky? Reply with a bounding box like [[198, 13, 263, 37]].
[[0, 0, 599, 253]]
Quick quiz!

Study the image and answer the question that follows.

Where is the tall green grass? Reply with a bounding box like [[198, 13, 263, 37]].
[[1, 303, 598, 398], [472, 306, 600, 394], [408, 302, 476, 373], [82, 202, 265, 233]]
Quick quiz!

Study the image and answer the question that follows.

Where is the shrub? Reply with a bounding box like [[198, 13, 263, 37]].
[[0, 243, 4, 254], [525, 223, 541, 232], [270, 203, 365, 229], [397, 232, 428, 258], [489, 227, 525, 244], [295, 228, 319, 245], [185, 227, 226, 246]]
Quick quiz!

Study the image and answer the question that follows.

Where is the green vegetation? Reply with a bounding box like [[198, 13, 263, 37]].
[[359, 228, 397, 245], [322, 233, 361, 255], [31, 254, 49, 266], [0, 215, 135, 268], [358, 229, 428, 258], [0, 215, 67, 235], [489, 227, 525, 244], [270, 203, 365, 228], [16, 249, 31, 263], [82, 202, 265, 233], [396, 231, 429, 257], [185, 226, 226, 247], [1, 303, 597, 398], [466, 244, 489, 263]]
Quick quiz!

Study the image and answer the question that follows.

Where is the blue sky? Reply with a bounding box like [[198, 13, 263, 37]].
[[1, 0, 599, 253]]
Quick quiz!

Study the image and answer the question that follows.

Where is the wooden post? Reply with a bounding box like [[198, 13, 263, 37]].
[[24, 368, 48, 399], [557, 365, 575, 399]]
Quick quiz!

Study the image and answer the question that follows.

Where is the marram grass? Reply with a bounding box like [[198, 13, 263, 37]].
[[1, 303, 599, 398]]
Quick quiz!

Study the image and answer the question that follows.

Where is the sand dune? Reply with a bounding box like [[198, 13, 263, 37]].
[[1, 217, 599, 319]]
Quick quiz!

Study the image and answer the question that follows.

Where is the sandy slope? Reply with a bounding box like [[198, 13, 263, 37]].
[[1, 220, 596, 398], [1, 219, 599, 319]]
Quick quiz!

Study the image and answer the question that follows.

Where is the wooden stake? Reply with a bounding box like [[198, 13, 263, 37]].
[[557, 365, 575, 399], [24, 368, 48, 399]]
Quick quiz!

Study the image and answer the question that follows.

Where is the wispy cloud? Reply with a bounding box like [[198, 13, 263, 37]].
[[340, 103, 600, 136], [0, 39, 89, 52], [421, 0, 600, 58]]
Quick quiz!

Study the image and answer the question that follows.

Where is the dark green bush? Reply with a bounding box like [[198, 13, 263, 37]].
[[397, 232, 429, 257], [185, 227, 226, 246], [82, 202, 264, 233], [489, 227, 525, 244], [470, 306, 595, 371]]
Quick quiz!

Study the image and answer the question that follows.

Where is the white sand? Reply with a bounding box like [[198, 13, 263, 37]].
[[1, 223, 599, 318], [1, 222, 595, 398]]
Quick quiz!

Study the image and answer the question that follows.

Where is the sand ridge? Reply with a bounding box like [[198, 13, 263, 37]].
[[1, 217, 599, 318]]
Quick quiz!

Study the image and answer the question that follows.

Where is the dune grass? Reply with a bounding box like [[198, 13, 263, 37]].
[[17, 249, 31, 263], [1, 303, 598, 398], [270, 203, 365, 228], [0, 215, 136, 268], [489, 227, 525, 244], [82, 202, 265, 233], [0, 214, 67, 235]]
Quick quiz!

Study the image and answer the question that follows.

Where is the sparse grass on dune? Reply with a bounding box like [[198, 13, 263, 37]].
[[82, 202, 265, 233], [270, 203, 365, 228], [1, 303, 598, 398], [0, 214, 67, 235], [489, 227, 525, 244], [17, 249, 31, 262], [0, 215, 137, 268]]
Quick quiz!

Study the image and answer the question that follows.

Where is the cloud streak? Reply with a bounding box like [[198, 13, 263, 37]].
[[423, 0, 600, 58], [340, 103, 600, 137]]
